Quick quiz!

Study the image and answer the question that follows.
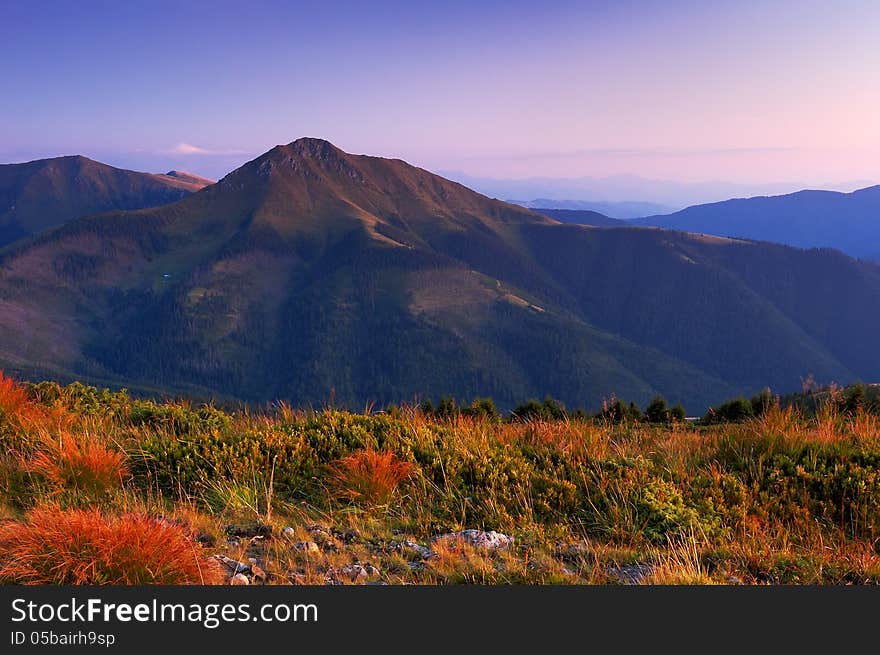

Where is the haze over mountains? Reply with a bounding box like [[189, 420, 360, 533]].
[[629, 186, 880, 262], [443, 171, 875, 217], [514, 198, 676, 220], [530, 209, 626, 228], [1, 139, 879, 411], [0, 156, 212, 248]]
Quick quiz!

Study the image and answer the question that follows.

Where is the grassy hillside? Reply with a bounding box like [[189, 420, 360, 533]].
[[0, 155, 212, 248], [1, 373, 879, 585]]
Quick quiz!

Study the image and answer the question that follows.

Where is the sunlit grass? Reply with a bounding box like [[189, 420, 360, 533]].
[[1, 376, 879, 585]]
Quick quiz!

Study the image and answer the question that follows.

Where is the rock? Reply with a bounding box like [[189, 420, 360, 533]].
[[323, 569, 343, 585], [303, 525, 337, 550], [225, 521, 272, 539], [226, 538, 241, 549], [292, 541, 320, 554], [727, 576, 743, 585], [396, 540, 434, 560], [195, 531, 216, 547], [250, 564, 267, 584], [281, 527, 297, 540], [215, 556, 251, 575], [286, 571, 306, 584], [337, 563, 380, 582], [606, 563, 655, 585], [306, 524, 330, 538], [229, 573, 249, 585], [340, 564, 369, 582], [334, 528, 362, 544], [436, 530, 514, 550], [322, 562, 382, 582]]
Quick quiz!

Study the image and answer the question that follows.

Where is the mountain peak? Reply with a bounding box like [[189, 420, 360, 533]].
[[160, 170, 215, 189], [282, 137, 346, 161]]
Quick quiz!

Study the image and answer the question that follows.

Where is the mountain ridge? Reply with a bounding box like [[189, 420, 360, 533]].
[[0, 155, 213, 249], [1, 138, 878, 411], [630, 185, 880, 261]]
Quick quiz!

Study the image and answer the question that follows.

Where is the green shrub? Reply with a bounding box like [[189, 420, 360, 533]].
[[510, 396, 567, 422], [705, 397, 753, 424]]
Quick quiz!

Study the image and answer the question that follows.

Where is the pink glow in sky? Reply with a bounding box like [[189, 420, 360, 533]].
[[1, 0, 878, 188]]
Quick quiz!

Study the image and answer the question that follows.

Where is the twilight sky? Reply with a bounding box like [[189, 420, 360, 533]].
[[1, 0, 878, 193]]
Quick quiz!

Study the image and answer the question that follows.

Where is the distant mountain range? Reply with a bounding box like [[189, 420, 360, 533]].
[[629, 186, 880, 261], [513, 199, 673, 219], [1, 140, 879, 411], [0, 156, 212, 248], [442, 170, 875, 215], [530, 208, 625, 227]]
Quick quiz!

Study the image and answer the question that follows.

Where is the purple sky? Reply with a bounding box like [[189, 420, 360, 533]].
[[2, 0, 878, 190]]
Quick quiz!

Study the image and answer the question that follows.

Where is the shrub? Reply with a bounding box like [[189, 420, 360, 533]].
[[26, 433, 128, 500], [130, 410, 412, 499], [462, 397, 500, 422], [598, 398, 642, 423], [644, 396, 685, 423], [583, 457, 706, 542], [645, 396, 671, 423], [328, 449, 416, 505], [128, 400, 231, 436], [670, 404, 687, 422], [42, 381, 132, 419], [511, 396, 566, 422], [420, 396, 459, 419], [704, 397, 754, 424], [421, 397, 500, 422], [750, 388, 776, 417], [0, 507, 223, 584], [838, 383, 868, 416]]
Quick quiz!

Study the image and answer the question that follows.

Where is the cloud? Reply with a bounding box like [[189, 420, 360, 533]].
[[170, 142, 210, 155], [166, 143, 248, 156]]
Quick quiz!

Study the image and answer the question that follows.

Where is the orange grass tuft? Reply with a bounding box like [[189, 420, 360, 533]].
[[26, 433, 128, 498], [0, 371, 45, 428], [0, 506, 223, 585], [328, 449, 415, 505]]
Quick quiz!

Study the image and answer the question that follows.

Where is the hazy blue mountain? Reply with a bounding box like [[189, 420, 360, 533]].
[[514, 199, 675, 219], [630, 186, 880, 261], [441, 170, 874, 212], [530, 208, 626, 227]]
